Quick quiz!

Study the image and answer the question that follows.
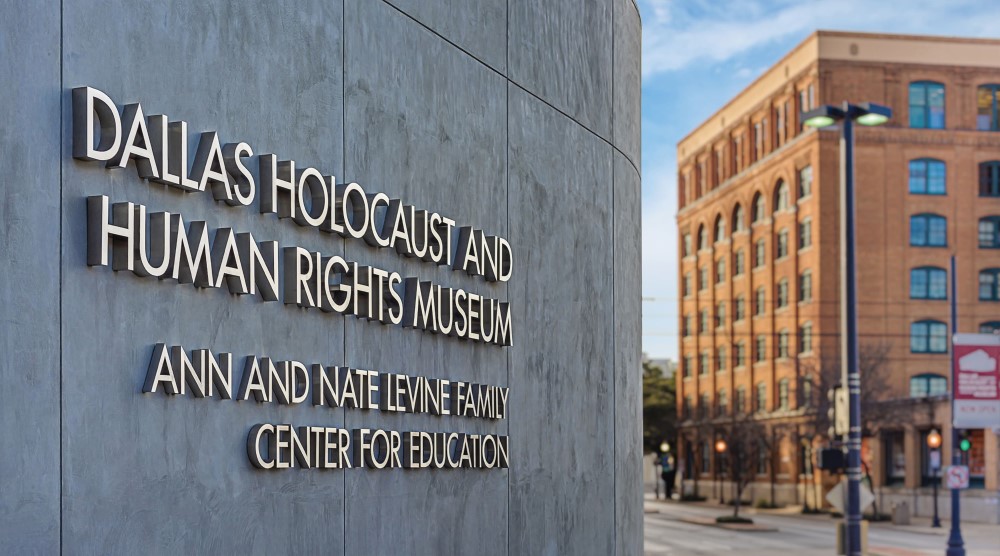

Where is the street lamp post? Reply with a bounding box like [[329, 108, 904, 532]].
[[927, 429, 942, 528], [803, 101, 891, 556], [715, 439, 728, 504]]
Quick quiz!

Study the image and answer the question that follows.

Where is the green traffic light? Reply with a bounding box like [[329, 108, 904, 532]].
[[959, 438, 971, 452]]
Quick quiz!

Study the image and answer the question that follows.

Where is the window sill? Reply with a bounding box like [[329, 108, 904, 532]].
[[910, 297, 947, 301], [798, 245, 813, 254], [797, 350, 815, 358], [734, 365, 746, 372], [775, 305, 790, 313], [797, 299, 812, 306]]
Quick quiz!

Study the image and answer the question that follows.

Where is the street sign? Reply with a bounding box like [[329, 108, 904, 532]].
[[952, 334, 1000, 428], [946, 465, 969, 490], [825, 480, 875, 514]]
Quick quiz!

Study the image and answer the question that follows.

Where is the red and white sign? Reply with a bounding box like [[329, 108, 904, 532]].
[[952, 334, 1000, 429], [946, 465, 969, 490]]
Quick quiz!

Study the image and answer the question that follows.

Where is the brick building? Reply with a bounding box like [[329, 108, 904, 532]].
[[675, 31, 1000, 522]]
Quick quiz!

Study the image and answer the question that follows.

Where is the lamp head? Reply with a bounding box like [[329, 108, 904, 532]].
[[660, 441, 670, 453], [855, 102, 892, 126], [926, 428, 942, 449], [802, 105, 845, 128], [714, 439, 728, 453]]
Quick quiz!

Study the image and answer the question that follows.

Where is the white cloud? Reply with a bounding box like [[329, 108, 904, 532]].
[[638, 0, 993, 79], [959, 349, 996, 373]]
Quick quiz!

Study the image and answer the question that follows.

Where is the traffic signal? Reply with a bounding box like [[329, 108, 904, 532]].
[[826, 385, 848, 438], [959, 431, 971, 452]]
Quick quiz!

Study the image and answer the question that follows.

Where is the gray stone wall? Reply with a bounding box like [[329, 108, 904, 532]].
[[0, 1, 642, 554]]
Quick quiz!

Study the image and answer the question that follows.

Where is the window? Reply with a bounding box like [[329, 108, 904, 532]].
[[734, 296, 746, 321], [735, 386, 747, 414], [683, 314, 692, 337], [979, 161, 1000, 197], [908, 158, 946, 195], [799, 322, 813, 353], [774, 181, 790, 212], [698, 160, 707, 195], [698, 225, 708, 250], [752, 194, 766, 223], [754, 120, 765, 160], [910, 373, 948, 397], [798, 166, 813, 198], [801, 376, 814, 407], [979, 217, 1000, 248], [778, 378, 790, 410], [718, 389, 728, 417], [732, 135, 743, 174], [683, 273, 692, 297], [683, 233, 692, 256], [910, 320, 948, 353], [733, 205, 746, 232], [799, 218, 812, 249], [884, 432, 905, 485], [715, 302, 726, 328], [776, 229, 789, 258], [754, 239, 766, 268], [699, 266, 708, 290], [977, 84, 1000, 131], [754, 287, 766, 316], [715, 147, 726, 184], [910, 266, 947, 299], [799, 270, 813, 302], [755, 335, 766, 363], [755, 382, 767, 412], [910, 213, 947, 247], [717, 347, 727, 372], [777, 101, 789, 146], [777, 329, 790, 358], [700, 351, 710, 375], [734, 249, 745, 276], [683, 395, 693, 420], [735, 342, 746, 367], [700, 393, 711, 419], [979, 321, 1000, 334], [979, 268, 1000, 300], [700, 441, 711, 473], [683, 356, 693, 378], [699, 309, 709, 333], [714, 216, 726, 243], [909, 81, 945, 129], [776, 278, 789, 309], [715, 258, 726, 284]]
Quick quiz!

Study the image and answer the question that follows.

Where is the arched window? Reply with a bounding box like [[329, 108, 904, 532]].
[[733, 204, 746, 232], [754, 287, 766, 316], [734, 296, 746, 321], [910, 266, 947, 299], [910, 320, 947, 353], [697, 224, 708, 250], [979, 161, 1000, 197], [700, 350, 710, 375], [799, 322, 813, 354], [734, 249, 745, 276], [700, 392, 711, 419], [776, 278, 789, 308], [717, 347, 727, 372], [778, 378, 790, 410], [980, 321, 1000, 334], [735, 386, 747, 413], [714, 215, 726, 243], [909, 373, 948, 397], [908, 158, 946, 194], [735, 342, 746, 367], [910, 213, 947, 246], [777, 329, 790, 358], [715, 301, 726, 328], [754, 238, 766, 268], [717, 388, 728, 417], [776, 228, 789, 258], [752, 193, 766, 223], [979, 268, 1000, 300], [715, 257, 726, 284], [774, 180, 790, 212], [755, 335, 767, 363], [799, 270, 813, 302], [800, 375, 814, 407], [977, 84, 1000, 131], [755, 382, 767, 412], [979, 216, 1000, 248], [909, 81, 945, 129], [682, 233, 692, 256]]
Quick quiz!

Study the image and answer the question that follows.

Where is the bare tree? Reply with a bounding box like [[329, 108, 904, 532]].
[[800, 341, 905, 517], [722, 410, 771, 519]]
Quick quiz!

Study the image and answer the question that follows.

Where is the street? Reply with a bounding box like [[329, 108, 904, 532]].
[[644, 496, 999, 555]]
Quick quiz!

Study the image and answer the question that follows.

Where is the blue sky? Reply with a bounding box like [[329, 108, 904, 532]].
[[636, 0, 998, 361]]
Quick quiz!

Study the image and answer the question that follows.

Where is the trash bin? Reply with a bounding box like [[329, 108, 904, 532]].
[[891, 501, 910, 525]]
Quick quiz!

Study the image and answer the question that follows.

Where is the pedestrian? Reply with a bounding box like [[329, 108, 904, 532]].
[[661, 454, 676, 500]]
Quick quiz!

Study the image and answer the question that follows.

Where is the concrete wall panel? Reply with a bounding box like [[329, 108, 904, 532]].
[[614, 151, 643, 555], [507, 85, 616, 555], [614, 0, 642, 170], [0, 1, 61, 553], [385, 0, 507, 72], [508, 0, 614, 140]]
